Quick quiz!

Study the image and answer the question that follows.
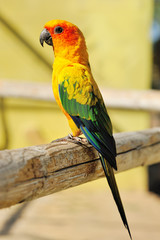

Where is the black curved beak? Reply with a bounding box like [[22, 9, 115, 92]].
[[40, 28, 53, 47]]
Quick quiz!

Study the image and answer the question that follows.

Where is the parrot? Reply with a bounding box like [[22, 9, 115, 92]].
[[40, 19, 132, 239]]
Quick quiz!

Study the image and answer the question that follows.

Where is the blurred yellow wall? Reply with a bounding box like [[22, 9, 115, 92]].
[[0, 0, 153, 189]]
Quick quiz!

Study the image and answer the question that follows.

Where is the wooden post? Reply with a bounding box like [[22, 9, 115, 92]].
[[0, 80, 160, 112], [0, 128, 160, 209]]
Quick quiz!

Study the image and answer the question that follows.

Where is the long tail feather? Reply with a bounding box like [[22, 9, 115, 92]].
[[100, 155, 132, 239]]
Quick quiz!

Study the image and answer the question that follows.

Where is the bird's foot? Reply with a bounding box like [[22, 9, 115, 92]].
[[66, 134, 86, 146], [51, 134, 90, 147], [81, 137, 92, 145], [67, 133, 82, 142]]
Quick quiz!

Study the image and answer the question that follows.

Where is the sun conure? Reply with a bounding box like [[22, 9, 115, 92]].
[[40, 19, 132, 239]]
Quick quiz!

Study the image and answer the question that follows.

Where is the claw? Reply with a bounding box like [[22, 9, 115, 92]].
[[67, 133, 73, 139], [51, 134, 89, 147]]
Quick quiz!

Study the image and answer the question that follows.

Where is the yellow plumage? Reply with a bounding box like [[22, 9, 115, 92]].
[[40, 19, 132, 239]]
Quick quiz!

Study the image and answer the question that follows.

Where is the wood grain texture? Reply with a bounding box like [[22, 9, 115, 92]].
[[0, 80, 160, 112], [0, 128, 160, 209]]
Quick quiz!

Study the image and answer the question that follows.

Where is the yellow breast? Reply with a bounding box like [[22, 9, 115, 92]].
[[52, 57, 81, 136]]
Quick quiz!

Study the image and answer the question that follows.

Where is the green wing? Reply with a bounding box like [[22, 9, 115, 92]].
[[58, 65, 117, 169], [58, 65, 132, 239]]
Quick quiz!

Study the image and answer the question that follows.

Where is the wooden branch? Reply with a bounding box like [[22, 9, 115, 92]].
[[0, 80, 160, 112], [0, 80, 53, 101], [0, 128, 160, 209]]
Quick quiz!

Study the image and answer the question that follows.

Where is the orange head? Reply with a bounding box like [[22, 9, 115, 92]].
[[40, 20, 89, 64]]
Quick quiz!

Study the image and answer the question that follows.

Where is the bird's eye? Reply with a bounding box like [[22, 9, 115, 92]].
[[54, 26, 64, 34]]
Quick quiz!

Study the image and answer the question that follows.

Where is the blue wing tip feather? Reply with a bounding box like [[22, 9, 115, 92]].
[[78, 122, 118, 170]]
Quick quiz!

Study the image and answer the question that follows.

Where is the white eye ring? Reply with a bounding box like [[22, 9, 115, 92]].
[[54, 26, 64, 34]]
